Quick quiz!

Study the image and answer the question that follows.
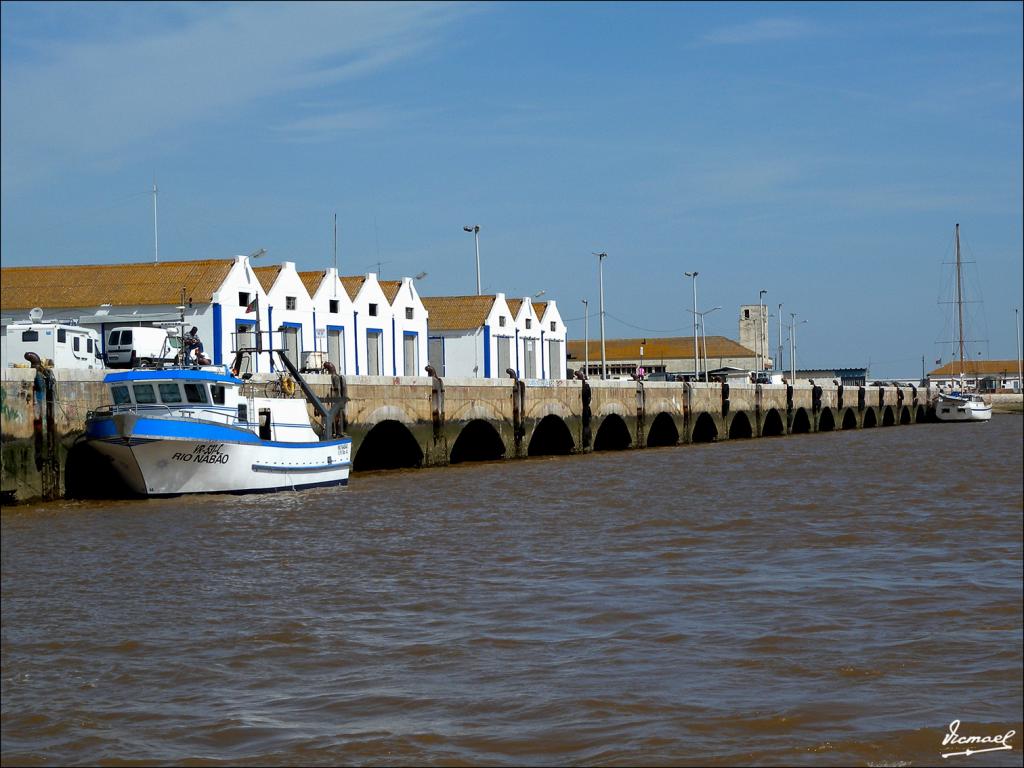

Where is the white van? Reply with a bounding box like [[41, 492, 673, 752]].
[[1, 322, 103, 369], [105, 326, 181, 368]]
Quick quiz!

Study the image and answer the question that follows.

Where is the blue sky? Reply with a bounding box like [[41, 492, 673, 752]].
[[2, 1, 1021, 378]]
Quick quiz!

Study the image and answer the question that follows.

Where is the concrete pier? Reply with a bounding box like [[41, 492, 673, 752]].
[[2, 368, 1019, 502]]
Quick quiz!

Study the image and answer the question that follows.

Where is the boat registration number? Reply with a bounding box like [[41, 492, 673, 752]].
[[172, 443, 230, 464]]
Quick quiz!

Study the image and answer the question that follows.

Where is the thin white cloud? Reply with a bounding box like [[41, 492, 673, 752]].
[[701, 18, 819, 45], [1, 2, 471, 191]]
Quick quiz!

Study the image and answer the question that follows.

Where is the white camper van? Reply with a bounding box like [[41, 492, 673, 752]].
[[1, 322, 103, 369], [105, 326, 181, 368]]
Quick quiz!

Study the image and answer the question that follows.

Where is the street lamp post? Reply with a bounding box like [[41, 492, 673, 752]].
[[595, 252, 608, 379], [778, 303, 784, 375], [463, 225, 481, 295], [685, 271, 699, 380], [582, 298, 589, 378], [688, 306, 721, 382], [1016, 308, 1022, 396], [759, 289, 767, 371], [789, 314, 807, 382]]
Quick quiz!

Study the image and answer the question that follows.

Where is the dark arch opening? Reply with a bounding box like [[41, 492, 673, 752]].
[[691, 412, 718, 443], [450, 419, 506, 464], [916, 405, 927, 423], [594, 414, 632, 451], [647, 412, 679, 448], [842, 409, 858, 430], [728, 411, 753, 439], [863, 409, 877, 428], [791, 408, 811, 434], [899, 406, 912, 425], [528, 414, 575, 456], [354, 419, 423, 471], [762, 409, 785, 437], [818, 408, 836, 432], [882, 406, 896, 426]]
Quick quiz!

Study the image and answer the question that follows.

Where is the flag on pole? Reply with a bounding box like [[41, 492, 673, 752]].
[[246, 297, 257, 313]]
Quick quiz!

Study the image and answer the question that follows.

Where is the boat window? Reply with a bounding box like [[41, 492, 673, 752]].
[[112, 385, 131, 405], [22, 330, 39, 342], [184, 383, 209, 404], [211, 385, 226, 405], [57, 329, 67, 343], [158, 383, 183, 403], [133, 384, 157, 404]]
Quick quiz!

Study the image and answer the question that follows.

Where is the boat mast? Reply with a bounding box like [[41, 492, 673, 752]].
[[955, 223, 965, 387]]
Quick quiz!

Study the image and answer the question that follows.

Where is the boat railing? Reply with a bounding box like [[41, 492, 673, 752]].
[[87, 403, 240, 425]]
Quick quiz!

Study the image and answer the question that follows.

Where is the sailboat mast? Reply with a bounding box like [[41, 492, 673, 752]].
[[955, 223, 965, 383]]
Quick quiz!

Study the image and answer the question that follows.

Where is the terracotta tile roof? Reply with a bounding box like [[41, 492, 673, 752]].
[[253, 265, 282, 293], [506, 298, 523, 316], [340, 276, 365, 300], [379, 280, 403, 303], [533, 301, 547, 318], [421, 295, 496, 330], [0, 258, 235, 311], [298, 270, 327, 297], [928, 359, 1020, 376], [566, 336, 756, 362]]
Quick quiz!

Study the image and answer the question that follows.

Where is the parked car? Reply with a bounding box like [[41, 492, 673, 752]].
[[105, 326, 181, 368]]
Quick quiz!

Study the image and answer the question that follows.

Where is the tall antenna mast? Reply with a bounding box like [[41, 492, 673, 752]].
[[955, 222, 965, 381], [333, 212, 338, 297], [153, 178, 160, 263]]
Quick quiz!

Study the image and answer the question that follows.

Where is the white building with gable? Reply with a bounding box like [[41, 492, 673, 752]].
[[299, 268, 355, 375]]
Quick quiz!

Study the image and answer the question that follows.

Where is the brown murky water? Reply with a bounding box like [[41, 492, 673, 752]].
[[3, 417, 1022, 766]]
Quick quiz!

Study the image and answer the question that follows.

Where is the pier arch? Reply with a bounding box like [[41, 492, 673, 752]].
[[527, 414, 575, 457], [915, 405, 927, 423], [353, 419, 423, 471], [728, 411, 753, 439], [791, 408, 811, 434], [594, 414, 632, 451], [842, 408, 858, 430], [899, 406, 912, 425], [863, 409, 878, 428], [646, 412, 679, 448], [882, 406, 896, 426], [449, 419, 506, 464], [818, 408, 836, 432], [761, 408, 785, 437], [690, 412, 718, 443]]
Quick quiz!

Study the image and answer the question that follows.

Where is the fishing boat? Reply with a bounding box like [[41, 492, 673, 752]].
[[83, 344, 351, 496], [934, 223, 992, 423]]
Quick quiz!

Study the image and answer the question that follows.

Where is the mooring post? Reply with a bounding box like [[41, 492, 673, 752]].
[[507, 368, 525, 454], [635, 377, 646, 449], [574, 369, 592, 451], [425, 365, 445, 446]]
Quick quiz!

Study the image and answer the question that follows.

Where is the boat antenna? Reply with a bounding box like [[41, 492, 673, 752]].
[[153, 177, 159, 263]]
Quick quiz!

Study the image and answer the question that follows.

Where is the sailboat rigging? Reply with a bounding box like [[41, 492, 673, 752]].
[[934, 223, 992, 423]]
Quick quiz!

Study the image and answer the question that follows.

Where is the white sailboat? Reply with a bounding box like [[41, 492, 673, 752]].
[[934, 223, 992, 423]]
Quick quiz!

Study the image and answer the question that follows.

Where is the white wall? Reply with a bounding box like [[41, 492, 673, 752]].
[[308, 269, 355, 375], [350, 274, 393, 376], [537, 301, 567, 380], [389, 277, 429, 378]]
